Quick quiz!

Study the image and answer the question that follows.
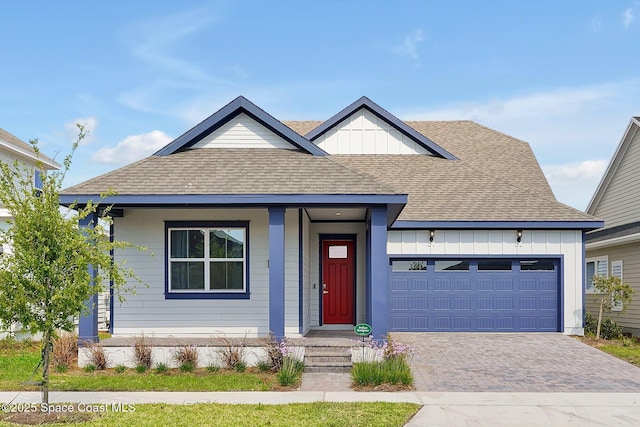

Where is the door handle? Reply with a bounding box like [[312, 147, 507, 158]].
[[323, 283, 329, 294]]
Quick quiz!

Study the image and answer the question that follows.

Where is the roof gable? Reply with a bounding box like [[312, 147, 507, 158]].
[[586, 117, 640, 226], [305, 96, 457, 159], [154, 96, 328, 156], [191, 113, 296, 150]]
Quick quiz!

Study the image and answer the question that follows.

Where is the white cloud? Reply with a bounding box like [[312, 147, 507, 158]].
[[91, 130, 172, 165], [394, 29, 424, 60], [623, 6, 635, 29], [542, 160, 608, 211], [64, 117, 98, 145]]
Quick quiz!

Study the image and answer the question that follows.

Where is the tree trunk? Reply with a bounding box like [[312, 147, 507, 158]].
[[596, 299, 604, 340], [41, 329, 51, 404]]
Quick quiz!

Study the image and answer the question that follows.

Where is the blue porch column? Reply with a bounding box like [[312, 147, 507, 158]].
[[268, 207, 286, 338], [369, 206, 388, 338], [78, 211, 99, 343]]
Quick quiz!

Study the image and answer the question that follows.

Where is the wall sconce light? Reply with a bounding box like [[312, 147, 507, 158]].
[[429, 229, 435, 243], [516, 230, 523, 243]]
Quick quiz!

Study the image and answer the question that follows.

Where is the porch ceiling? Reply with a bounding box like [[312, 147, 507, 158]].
[[305, 208, 367, 221]]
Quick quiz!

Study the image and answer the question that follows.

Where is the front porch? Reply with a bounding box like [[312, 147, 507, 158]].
[[78, 205, 396, 343]]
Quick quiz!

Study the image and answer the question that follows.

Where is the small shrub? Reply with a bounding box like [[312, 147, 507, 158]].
[[260, 333, 283, 371], [584, 312, 597, 335], [154, 362, 168, 374], [256, 360, 271, 372], [206, 363, 219, 373], [132, 335, 153, 370], [84, 341, 109, 370], [52, 332, 77, 372], [234, 361, 247, 373], [352, 362, 384, 386], [179, 362, 195, 373], [216, 336, 246, 370], [600, 317, 623, 340], [115, 365, 127, 374], [276, 340, 305, 386], [172, 345, 198, 370], [55, 364, 69, 373], [83, 364, 97, 373], [277, 356, 305, 386], [135, 364, 147, 374]]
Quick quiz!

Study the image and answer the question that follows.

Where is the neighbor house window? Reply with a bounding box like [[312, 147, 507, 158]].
[[585, 256, 607, 294], [166, 221, 248, 298], [611, 260, 623, 311]]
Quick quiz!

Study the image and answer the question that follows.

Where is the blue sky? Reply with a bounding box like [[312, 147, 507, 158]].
[[2, 1, 639, 210]]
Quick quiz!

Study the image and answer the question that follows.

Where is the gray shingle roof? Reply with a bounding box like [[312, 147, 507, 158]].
[[62, 119, 595, 223], [62, 148, 397, 195], [0, 128, 58, 168]]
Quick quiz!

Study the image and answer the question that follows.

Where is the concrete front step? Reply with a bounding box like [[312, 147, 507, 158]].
[[304, 345, 352, 373]]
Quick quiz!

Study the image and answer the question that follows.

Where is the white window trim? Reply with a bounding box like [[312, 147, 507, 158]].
[[586, 256, 608, 294], [168, 227, 247, 293], [611, 260, 624, 312]]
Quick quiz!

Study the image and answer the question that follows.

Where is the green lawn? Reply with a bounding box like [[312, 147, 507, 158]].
[[0, 340, 278, 391], [579, 336, 640, 367], [1, 402, 420, 427]]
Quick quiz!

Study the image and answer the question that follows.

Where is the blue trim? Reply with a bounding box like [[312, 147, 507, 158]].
[[298, 209, 304, 335], [154, 96, 328, 157], [365, 223, 372, 325], [319, 234, 358, 325], [582, 230, 586, 331], [34, 170, 42, 189], [60, 193, 407, 206], [78, 212, 99, 343], [109, 222, 114, 334], [392, 220, 604, 231], [163, 220, 250, 299], [305, 96, 457, 160], [268, 207, 286, 338], [369, 206, 388, 338]]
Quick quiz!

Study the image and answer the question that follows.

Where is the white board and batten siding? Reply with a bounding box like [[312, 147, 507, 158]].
[[112, 208, 301, 338], [387, 229, 585, 335], [192, 113, 296, 150], [592, 127, 640, 228], [313, 108, 432, 155]]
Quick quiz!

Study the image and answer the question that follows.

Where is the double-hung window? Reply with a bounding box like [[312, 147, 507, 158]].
[[611, 260, 624, 311], [166, 221, 249, 299], [585, 256, 607, 294]]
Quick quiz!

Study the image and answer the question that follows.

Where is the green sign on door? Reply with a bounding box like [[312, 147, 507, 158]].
[[354, 323, 372, 337]]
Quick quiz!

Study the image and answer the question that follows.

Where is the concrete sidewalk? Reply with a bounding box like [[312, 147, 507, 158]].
[[2, 391, 640, 426]]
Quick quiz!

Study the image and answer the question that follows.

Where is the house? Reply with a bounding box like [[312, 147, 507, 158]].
[[0, 128, 61, 336], [585, 116, 640, 335], [60, 96, 602, 342]]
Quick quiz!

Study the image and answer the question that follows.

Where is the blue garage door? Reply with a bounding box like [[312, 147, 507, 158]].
[[389, 259, 560, 332]]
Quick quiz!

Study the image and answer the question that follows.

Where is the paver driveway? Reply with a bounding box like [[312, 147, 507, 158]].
[[393, 333, 640, 392]]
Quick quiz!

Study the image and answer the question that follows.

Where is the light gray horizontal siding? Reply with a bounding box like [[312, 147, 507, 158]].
[[594, 130, 640, 228], [112, 208, 300, 337], [586, 242, 640, 331]]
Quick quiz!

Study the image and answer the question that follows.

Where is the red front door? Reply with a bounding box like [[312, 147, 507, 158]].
[[322, 240, 355, 324]]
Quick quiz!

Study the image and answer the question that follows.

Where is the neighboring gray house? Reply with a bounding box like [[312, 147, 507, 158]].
[[0, 128, 61, 336], [60, 96, 601, 342], [586, 116, 640, 335]]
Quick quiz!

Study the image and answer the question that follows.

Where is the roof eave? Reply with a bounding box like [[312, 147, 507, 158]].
[[586, 232, 640, 250], [305, 96, 458, 160], [392, 220, 604, 230]]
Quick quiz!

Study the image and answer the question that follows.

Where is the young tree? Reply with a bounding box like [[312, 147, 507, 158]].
[[591, 275, 634, 340], [0, 126, 142, 404]]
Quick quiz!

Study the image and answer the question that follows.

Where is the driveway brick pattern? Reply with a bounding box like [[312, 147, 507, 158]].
[[393, 333, 640, 392]]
